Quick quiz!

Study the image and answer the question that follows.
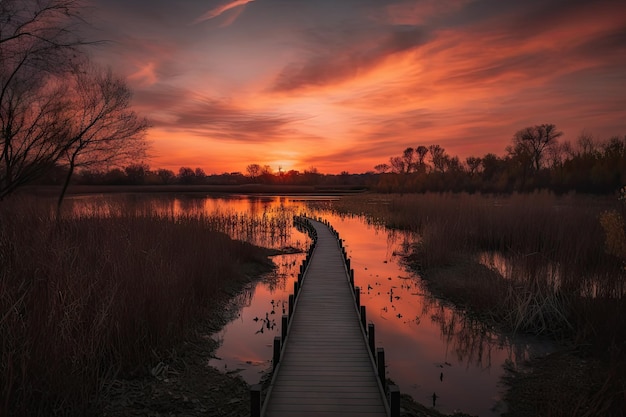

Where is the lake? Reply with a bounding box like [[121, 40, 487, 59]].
[[68, 193, 552, 416]]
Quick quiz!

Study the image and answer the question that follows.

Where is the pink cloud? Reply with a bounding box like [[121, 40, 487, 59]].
[[193, 0, 255, 25]]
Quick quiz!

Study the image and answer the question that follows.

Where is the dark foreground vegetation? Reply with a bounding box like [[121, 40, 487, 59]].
[[331, 192, 626, 416], [0, 197, 277, 416]]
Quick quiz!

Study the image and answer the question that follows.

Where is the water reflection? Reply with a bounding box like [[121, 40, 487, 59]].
[[313, 213, 553, 416], [66, 194, 552, 416]]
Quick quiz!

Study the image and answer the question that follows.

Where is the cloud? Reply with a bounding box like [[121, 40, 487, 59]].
[[193, 0, 255, 25], [134, 87, 308, 143], [128, 62, 158, 86], [270, 26, 429, 93]]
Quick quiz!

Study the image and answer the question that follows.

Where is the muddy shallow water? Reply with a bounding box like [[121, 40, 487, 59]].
[[69, 193, 553, 416]]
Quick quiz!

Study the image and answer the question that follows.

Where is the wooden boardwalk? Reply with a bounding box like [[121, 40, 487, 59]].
[[261, 218, 389, 417]]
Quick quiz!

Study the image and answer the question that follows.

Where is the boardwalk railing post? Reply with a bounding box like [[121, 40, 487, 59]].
[[281, 315, 288, 340], [355, 286, 360, 308], [360, 306, 367, 330], [349, 269, 354, 286], [368, 323, 375, 356], [250, 384, 261, 417], [377, 348, 386, 390], [273, 336, 281, 371], [389, 385, 400, 417], [288, 294, 294, 320], [294, 280, 299, 298]]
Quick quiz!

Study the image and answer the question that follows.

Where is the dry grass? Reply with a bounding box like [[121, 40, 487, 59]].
[[333, 192, 625, 343], [334, 191, 626, 415], [0, 197, 278, 416]]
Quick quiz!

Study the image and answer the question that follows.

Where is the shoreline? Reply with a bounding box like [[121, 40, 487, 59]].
[[22, 184, 368, 197]]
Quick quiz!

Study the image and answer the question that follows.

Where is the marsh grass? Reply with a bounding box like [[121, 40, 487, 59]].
[[0, 197, 280, 416], [333, 192, 625, 344], [334, 192, 626, 415]]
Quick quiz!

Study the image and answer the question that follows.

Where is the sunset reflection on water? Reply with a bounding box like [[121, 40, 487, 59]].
[[68, 194, 552, 416]]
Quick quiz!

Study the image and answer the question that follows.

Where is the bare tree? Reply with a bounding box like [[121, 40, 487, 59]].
[[428, 144, 448, 173], [389, 156, 406, 174], [402, 147, 416, 173], [156, 168, 175, 184], [374, 163, 390, 173], [1, 1, 87, 196], [511, 124, 563, 171], [246, 163, 261, 181], [466, 156, 482, 176], [57, 64, 149, 207], [415, 145, 429, 173], [1, 0, 149, 205]]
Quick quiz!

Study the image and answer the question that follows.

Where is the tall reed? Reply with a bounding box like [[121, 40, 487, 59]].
[[332, 192, 625, 344], [0, 197, 277, 416]]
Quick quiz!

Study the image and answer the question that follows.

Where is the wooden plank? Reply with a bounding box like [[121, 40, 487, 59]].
[[263, 218, 388, 417]]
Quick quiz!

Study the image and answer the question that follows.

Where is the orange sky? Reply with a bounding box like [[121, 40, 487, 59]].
[[90, 0, 626, 174]]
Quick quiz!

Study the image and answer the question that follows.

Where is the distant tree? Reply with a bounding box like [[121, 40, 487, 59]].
[[178, 167, 195, 184], [511, 124, 563, 171], [428, 145, 448, 173], [389, 156, 406, 174], [577, 131, 599, 157], [466, 156, 482, 176], [259, 165, 273, 183], [303, 167, 321, 185], [156, 168, 175, 184], [415, 146, 429, 173], [402, 147, 416, 173], [246, 163, 261, 181], [103, 168, 127, 185], [374, 163, 390, 173], [125, 163, 149, 185], [194, 168, 206, 184]]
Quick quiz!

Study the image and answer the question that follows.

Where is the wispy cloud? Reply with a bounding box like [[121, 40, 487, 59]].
[[270, 26, 429, 93], [193, 0, 255, 26]]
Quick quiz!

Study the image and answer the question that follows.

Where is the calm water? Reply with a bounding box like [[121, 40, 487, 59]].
[[69, 193, 552, 416]]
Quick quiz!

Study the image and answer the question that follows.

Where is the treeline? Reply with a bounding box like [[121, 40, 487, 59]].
[[372, 125, 626, 194], [40, 164, 371, 188], [37, 124, 626, 194]]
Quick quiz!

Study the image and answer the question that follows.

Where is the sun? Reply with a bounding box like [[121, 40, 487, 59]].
[[270, 160, 298, 173]]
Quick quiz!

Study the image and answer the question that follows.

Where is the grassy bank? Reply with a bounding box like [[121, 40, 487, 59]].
[[0, 197, 278, 416], [331, 192, 626, 416]]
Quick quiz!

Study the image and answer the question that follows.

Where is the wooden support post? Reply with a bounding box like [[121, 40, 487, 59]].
[[377, 348, 386, 390], [346, 258, 350, 270], [350, 269, 354, 286], [288, 294, 294, 319], [368, 323, 375, 356], [282, 315, 288, 341], [360, 305, 366, 330], [250, 384, 261, 417], [294, 280, 299, 298], [389, 385, 400, 417], [355, 286, 360, 308], [273, 336, 281, 371]]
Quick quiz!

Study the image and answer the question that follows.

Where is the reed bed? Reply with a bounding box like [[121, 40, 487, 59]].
[[333, 192, 626, 415], [0, 197, 282, 416], [332, 192, 625, 343]]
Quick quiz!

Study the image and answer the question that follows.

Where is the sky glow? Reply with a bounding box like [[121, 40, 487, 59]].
[[90, 0, 626, 174]]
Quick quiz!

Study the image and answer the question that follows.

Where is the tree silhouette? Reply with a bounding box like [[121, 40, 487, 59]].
[[0, 0, 148, 202], [415, 146, 429, 173], [246, 163, 261, 181], [511, 124, 563, 171]]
